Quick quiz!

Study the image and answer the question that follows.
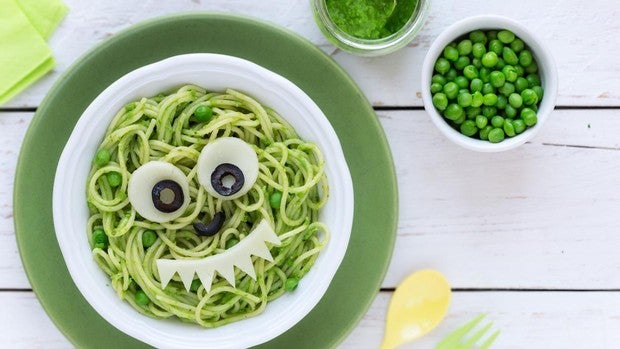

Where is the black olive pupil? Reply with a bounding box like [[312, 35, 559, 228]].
[[211, 163, 245, 196], [152, 180, 184, 213]]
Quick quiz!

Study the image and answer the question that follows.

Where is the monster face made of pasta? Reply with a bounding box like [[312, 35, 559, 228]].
[[86, 85, 328, 327]]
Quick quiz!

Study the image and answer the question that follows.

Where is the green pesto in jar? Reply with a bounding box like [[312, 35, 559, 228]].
[[325, 0, 419, 40]]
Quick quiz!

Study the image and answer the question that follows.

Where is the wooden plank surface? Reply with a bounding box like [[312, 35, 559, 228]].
[[3, 109, 620, 289], [2, 0, 619, 109], [2, 291, 619, 348]]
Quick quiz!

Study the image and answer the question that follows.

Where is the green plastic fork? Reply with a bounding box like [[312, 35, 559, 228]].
[[435, 314, 500, 349]]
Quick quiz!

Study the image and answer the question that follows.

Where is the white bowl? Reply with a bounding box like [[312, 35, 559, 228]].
[[53, 54, 354, 349], [421, 15, 558, 152]]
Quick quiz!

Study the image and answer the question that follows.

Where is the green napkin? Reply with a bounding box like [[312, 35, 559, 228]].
[[0, 0, 68, 105]]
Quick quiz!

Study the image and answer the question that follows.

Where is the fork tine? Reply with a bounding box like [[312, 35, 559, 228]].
[[480, 330, 500, 349], [462, 322, 492, 349], [435, 314, 487, 349]]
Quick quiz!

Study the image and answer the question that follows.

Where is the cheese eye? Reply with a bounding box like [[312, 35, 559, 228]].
[[128, 161, 190, 223], [196, 137, 259, 200]]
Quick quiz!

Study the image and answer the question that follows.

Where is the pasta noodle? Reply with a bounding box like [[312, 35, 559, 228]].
[[86, 85, 329, 327]]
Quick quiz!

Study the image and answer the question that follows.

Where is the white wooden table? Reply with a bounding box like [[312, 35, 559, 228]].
[[2, 1, 619, 348]]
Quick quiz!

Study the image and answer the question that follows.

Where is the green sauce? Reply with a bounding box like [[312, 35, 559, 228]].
[[326, 0, 418, 40]]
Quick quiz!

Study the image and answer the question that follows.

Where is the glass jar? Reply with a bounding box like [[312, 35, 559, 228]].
[[311, 0, 430, 56]]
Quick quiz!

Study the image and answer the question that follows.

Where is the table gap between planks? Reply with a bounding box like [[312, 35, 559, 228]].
[[1, 0, 619, 348]]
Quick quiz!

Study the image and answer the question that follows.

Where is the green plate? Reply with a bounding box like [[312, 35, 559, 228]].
[[14, 13, 397, 348]]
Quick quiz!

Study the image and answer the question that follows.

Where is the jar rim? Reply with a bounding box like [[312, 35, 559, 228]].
[[312, 0, 430, 55]]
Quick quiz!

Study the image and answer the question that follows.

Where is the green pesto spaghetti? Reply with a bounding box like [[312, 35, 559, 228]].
[[86, 85, 329, 327]]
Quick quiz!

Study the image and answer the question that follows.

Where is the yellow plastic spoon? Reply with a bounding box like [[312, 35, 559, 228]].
[[381, 269, 451, 349]]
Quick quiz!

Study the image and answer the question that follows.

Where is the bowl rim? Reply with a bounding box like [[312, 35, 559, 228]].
[[52, 53, 354, 348], [421, 15, 558, 152]]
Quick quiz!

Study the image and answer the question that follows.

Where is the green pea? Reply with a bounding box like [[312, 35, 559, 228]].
[[481, 52, 498, 68], [459, 88, 469, 95], [475, 115, 488, 129], [285, 277, 299, 291], [515, 77, 529, 93], [496, 59, 506, 71], [135, 290, 150, 306], [443, 46, 459, 61], [463, 65, 479, 80], [453, 113, 466, 125], [457, 39, 473, 56], [526, 74, 541, 87], [481, 83, 494, 95], [508, 93, 523, 108], [92, 229, 108, 250], [457, 92, 472, 107], [502, 47, 519, 66], [445, 68, 458, 82], [497, 30, 515, 44], [269, 191, 283, 209], [430, 83, 443, 94], [519, 50, 533, 67], [142, 230, 157, 248], [472, 42, 486, 58], [489, 71, 506, 88], [505, 104, 518, 118], [498, 82, 515, 96], [479, 67, 490, 83], [432, 74, 447, 86], [443, 104, 463, 121], [504, 119, 516, 137], [532, 85, 544, 100], [472, 58, 482, 68], [448, 42, 457, 48], [470, 78, 483, 92], [514, 65, 525, 77], [531, 104, 538, 112], [487, 30, 498, 40], [94, 149, 111, 166], [521, 108, 538, 126], [510, 38, 524, 53], [513, 119, 526, 134], [124, 102, 136, 112], [482, 106, 497, 118], [190, 279, 202, 292], [454, 56, 470, 70], [491, 115, 505, 128], [454, 76, 468, 89], [478, 125, 491, 140], [466, 106, 481, 119], [525, 61, 538, 74], [226, 238, 239, 249], [502, 65, 518, 82], [469, 30, 487, 44], [489, 39, 504, 55], [471, 91, 484, 107], [434, 58, 451, 74], [488, 128, 505, 143], [443, 82, 459, 99], [521, 89, 539, 105], [432, 93, 448, 111], [460, 120, 478, 136], [106, 172, 122, 187], [496, 95, 508, 109], [194, 105, 213, 122], [483, 93, 498, 106]]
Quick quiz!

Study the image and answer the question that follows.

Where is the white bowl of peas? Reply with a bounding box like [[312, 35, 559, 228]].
[[422, 15, 557, 152]]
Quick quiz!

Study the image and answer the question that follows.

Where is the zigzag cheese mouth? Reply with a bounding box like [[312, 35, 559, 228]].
[[156, 219, 282, 292]]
